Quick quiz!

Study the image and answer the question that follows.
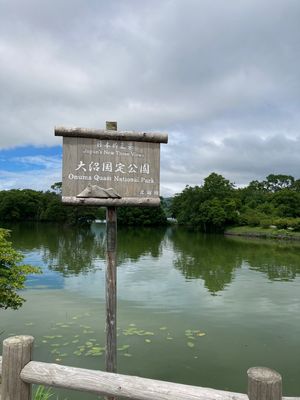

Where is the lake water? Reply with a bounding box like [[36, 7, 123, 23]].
[[1, 222, 300, 399]]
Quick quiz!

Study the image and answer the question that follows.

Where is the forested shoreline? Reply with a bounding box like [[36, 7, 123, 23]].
[[0, 183, 167, 226], [171, 173, 300, 233], [1, 173, 300, 232]]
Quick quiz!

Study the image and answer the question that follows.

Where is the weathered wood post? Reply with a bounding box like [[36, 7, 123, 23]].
[[1, 335, 34, 400], [247, 367, 282, 400], [105, 121, 117, 375], [55, 122, 167, 397]]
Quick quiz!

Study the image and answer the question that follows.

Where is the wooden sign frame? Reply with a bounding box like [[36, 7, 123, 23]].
[[55, 126, 168, 207]]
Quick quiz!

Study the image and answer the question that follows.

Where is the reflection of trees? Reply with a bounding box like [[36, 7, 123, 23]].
[[117, 227, 165, 262], [45, 227, 101, 276], [91, 225, 166, 262], [5, 222, 103, 276], [170, 228, 300, 294], [170, 228, 241, 294], [227, 237, 300, 281], [7, 222, 300, 286], [6, 222, 166, 276]]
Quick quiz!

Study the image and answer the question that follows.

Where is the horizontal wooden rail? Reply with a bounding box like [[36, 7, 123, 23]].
[[1, 347, 300, 400], [22, 360, 248, 400]]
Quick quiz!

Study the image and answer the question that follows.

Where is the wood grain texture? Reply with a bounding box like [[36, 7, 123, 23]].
[[61, 196, 161, 207], [55, 126, 168, 143], [62, 136, 78, 197], [248, 367, 282, 400], [105, 121, 118, 400], [62, 138, 160, 198], [21, 360, 248, 400], [0, 356, 299, 400], [106, 207, 117, 374], [1, 336, 34, 400]]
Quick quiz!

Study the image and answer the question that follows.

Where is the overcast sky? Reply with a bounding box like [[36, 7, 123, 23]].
[[0, 0, 299, 196]]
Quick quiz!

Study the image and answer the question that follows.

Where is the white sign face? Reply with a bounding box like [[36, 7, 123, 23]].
[[62, 137, 160, 199]]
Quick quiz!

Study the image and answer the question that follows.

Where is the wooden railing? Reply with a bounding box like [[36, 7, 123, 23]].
[[1, 336, 299, 400]]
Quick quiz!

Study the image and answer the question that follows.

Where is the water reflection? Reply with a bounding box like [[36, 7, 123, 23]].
[[170, 228, 241, 294], [117, 227, 165, 261], [227, 236, 300, 281], [171, 228, 300, 293], [4, 222, 300, 292], [5, 222, 165, 276], [46, 227, 102, 276]]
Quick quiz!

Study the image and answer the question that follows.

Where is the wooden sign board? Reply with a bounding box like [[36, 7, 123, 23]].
[[55, 127, 168, 207]]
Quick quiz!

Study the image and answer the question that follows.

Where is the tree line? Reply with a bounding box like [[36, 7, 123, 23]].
[[1, 173, 300, 231], [0, 183, 167, 226], [172, 173, 300, 232]]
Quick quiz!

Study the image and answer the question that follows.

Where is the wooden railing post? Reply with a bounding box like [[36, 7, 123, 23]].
[[247, 367, 282, 400], [1, 335, 34, 400]]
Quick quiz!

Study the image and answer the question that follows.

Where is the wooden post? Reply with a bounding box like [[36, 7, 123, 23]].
[[1, 335, 34, 400], [105, 121, 117, 376], [247, 367, 282, 400]]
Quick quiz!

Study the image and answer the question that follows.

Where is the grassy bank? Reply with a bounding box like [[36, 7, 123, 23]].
[[225, 226, 300, 240]]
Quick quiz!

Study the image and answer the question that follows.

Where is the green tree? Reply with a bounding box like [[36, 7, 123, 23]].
[[264, 174, 295, 192], [118, 203, 167, 226], [203, 172, 234, 199], [50, 181, 62, 194], [0, 228, 40, 310], [172, 173, 238, 232], [271, 190, 300, 218]]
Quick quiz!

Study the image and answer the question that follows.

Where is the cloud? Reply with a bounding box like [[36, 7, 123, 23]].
[[11, 155, 61, 169], [0, 155, 61, 191], [0, 0, 300, 192]]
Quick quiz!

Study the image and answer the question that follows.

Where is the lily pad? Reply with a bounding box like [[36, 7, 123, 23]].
[[80, 325, 92, 329], [118, 344, 130, 351]]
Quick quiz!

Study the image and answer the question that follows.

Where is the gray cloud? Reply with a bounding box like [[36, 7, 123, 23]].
[[1, 0, 300, 192]]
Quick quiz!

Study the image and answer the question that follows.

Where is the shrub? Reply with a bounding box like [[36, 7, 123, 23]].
[[0, 228, 41, 310]]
